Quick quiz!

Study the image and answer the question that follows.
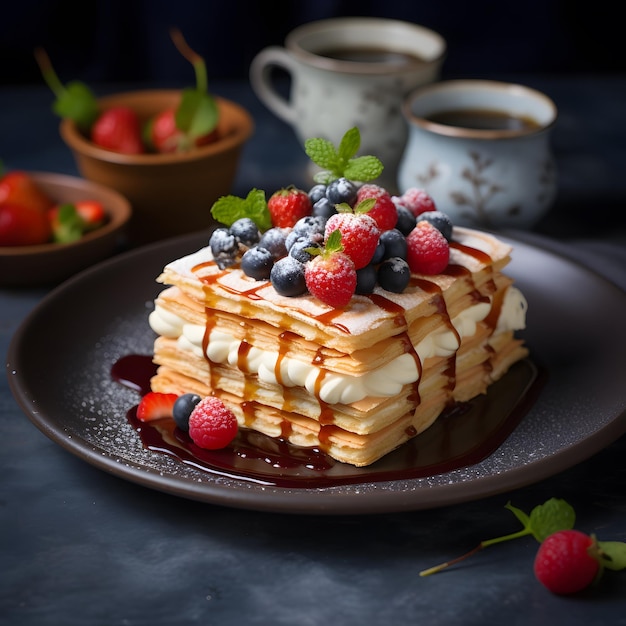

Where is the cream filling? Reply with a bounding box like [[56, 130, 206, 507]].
[[149, 287, 526, 404]]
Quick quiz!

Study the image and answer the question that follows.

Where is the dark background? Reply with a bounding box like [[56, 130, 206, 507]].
[[1, 0, 624, 86]]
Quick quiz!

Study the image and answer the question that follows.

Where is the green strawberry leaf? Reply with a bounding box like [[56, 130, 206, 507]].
[[176, 89, 219, 139], [35, 48, 99, 131], [324, 229, 343, 254], [598, 541, 626, 571], [52, 203, 85, 243], [210, 188, 272, 232], [304, 127, 383, 184]]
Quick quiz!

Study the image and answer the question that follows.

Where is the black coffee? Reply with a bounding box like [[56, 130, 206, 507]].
[[318, 46, 426, 66], [426, 108, 541, 131]]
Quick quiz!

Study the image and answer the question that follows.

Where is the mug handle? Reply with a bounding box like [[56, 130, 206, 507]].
[[249, 46, 298, 125]]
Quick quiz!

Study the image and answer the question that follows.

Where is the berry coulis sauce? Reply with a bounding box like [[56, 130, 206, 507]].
[[111, 354, 545, 488]]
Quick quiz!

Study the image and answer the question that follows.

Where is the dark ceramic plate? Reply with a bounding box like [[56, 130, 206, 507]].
[[7, 231, 626, 515]]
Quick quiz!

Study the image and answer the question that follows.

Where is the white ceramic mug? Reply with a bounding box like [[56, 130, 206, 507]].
[[398, 79, 558, 229], [250, 17, 446, 191]]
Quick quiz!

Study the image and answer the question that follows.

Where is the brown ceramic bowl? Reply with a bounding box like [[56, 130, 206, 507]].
[[60, 90, 254, 244], [0, 172, 131, 287]]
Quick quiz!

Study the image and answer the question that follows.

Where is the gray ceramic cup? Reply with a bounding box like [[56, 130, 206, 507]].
[[250, 17, 446, 191], [398, 79, 558, 229]]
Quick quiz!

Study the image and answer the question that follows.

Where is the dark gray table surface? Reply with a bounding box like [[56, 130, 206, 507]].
[[1, 76, 625, 626]]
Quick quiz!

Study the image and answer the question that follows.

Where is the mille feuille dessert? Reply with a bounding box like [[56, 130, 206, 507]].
[[146, 129, 528, 467]]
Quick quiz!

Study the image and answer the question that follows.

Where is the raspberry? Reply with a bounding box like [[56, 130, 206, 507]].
[[324, 211, 380, 269], [356, 184, 398, 230], [396, 187, 436, 217], [406, 221, 449, 275], [188, 396, 239, 450], [534, 530, 601, 595]]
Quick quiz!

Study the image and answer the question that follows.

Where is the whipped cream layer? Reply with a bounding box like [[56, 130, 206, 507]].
[[149, 286, 526, 405]]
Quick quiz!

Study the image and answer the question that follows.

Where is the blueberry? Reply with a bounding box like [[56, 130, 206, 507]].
[[173, 393, 202, 432], [258, 227, 289, 260], [289, 238, 322, 263], [241, 247, 274, 280], [230, 217, 260, 248], [270, 256, 308, 296], [416, 211, 454, 242], [308, 183, 327, 204], [395, 204, 417, 236], [209, 227, 239, 269], [378, 257, 411, 293], [312, 197, 337, 220], [286, 216, 326, 250], [326, 177, 358, 206], [379, 229, 408, 260], [355, 264, 377, 294], [371, 239, 385, 265]]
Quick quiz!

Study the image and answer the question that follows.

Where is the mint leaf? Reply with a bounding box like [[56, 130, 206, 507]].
[[598, 541, 626, 571], [304, 127, 383, 184], [527, 498, 576, 542], [210, 188, 272, 231]]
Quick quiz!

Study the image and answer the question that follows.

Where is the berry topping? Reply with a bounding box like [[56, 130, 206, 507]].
[[379, 228, 408, 261], [326, 177, 358, 206], [241, 246, 274, 280], [311, 196, 337, 220], [209, 227, 239, 269], [267, 186, 312, 228], [355, 264, 377, 295], [394, 203, 417, 236], [324, 201, 380, 270], [258, 227, 289, 260], [270, 255, 308, 297], [534, 530, 601, 595], [406, 221, 450, 275], [304, 231, 357, 308], [356, 183, 398, 231], [136, 392, 178, 422], [308, 183, 327, 204], [377, 257, 411, 293], [417, 211, 454, 242], [188, 396, 239, 450], [289, 238, 322, 264], [395, 187, 436, 217], [172, 393, 202, 431], [230, 217, 260, 248]]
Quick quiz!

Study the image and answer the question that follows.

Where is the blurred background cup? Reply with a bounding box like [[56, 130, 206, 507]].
[[250, 17, 446, 191], [398, 79, 558, 229]]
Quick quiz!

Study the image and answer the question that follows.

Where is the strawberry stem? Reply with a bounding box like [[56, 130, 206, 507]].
[[170, 27, 208, 93], [34, 47, 66, 98], [419, 528, 532, 577]]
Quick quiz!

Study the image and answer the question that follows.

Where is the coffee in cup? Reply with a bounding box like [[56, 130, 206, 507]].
[[250, 17, 446, 191]]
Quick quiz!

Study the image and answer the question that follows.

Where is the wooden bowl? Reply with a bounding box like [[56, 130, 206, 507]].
[[60, 90, 254, 244], [0, 172, 131, 287]]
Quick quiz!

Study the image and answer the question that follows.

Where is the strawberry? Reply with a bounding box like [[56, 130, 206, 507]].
[[395, 187, 436, 217], [136, 392, 178, 422], [534, 530, 601, 595], [0, 170, 54, 214], [406, 220, 449, 275], [304, 230, 357, 308], [91, 106, 145, 155], [323, 201, 380, 269], [0, 202, 52, 246], [74, 200, 106, 230], [355, 183, 397, 230], [147, 107, 219, 154], [188, 396, 239, 449], [267, 186, 312, 228]]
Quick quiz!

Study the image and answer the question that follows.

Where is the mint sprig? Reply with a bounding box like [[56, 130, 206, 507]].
[[304, 127, 383, 184], [210, 188, 272, 231]]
